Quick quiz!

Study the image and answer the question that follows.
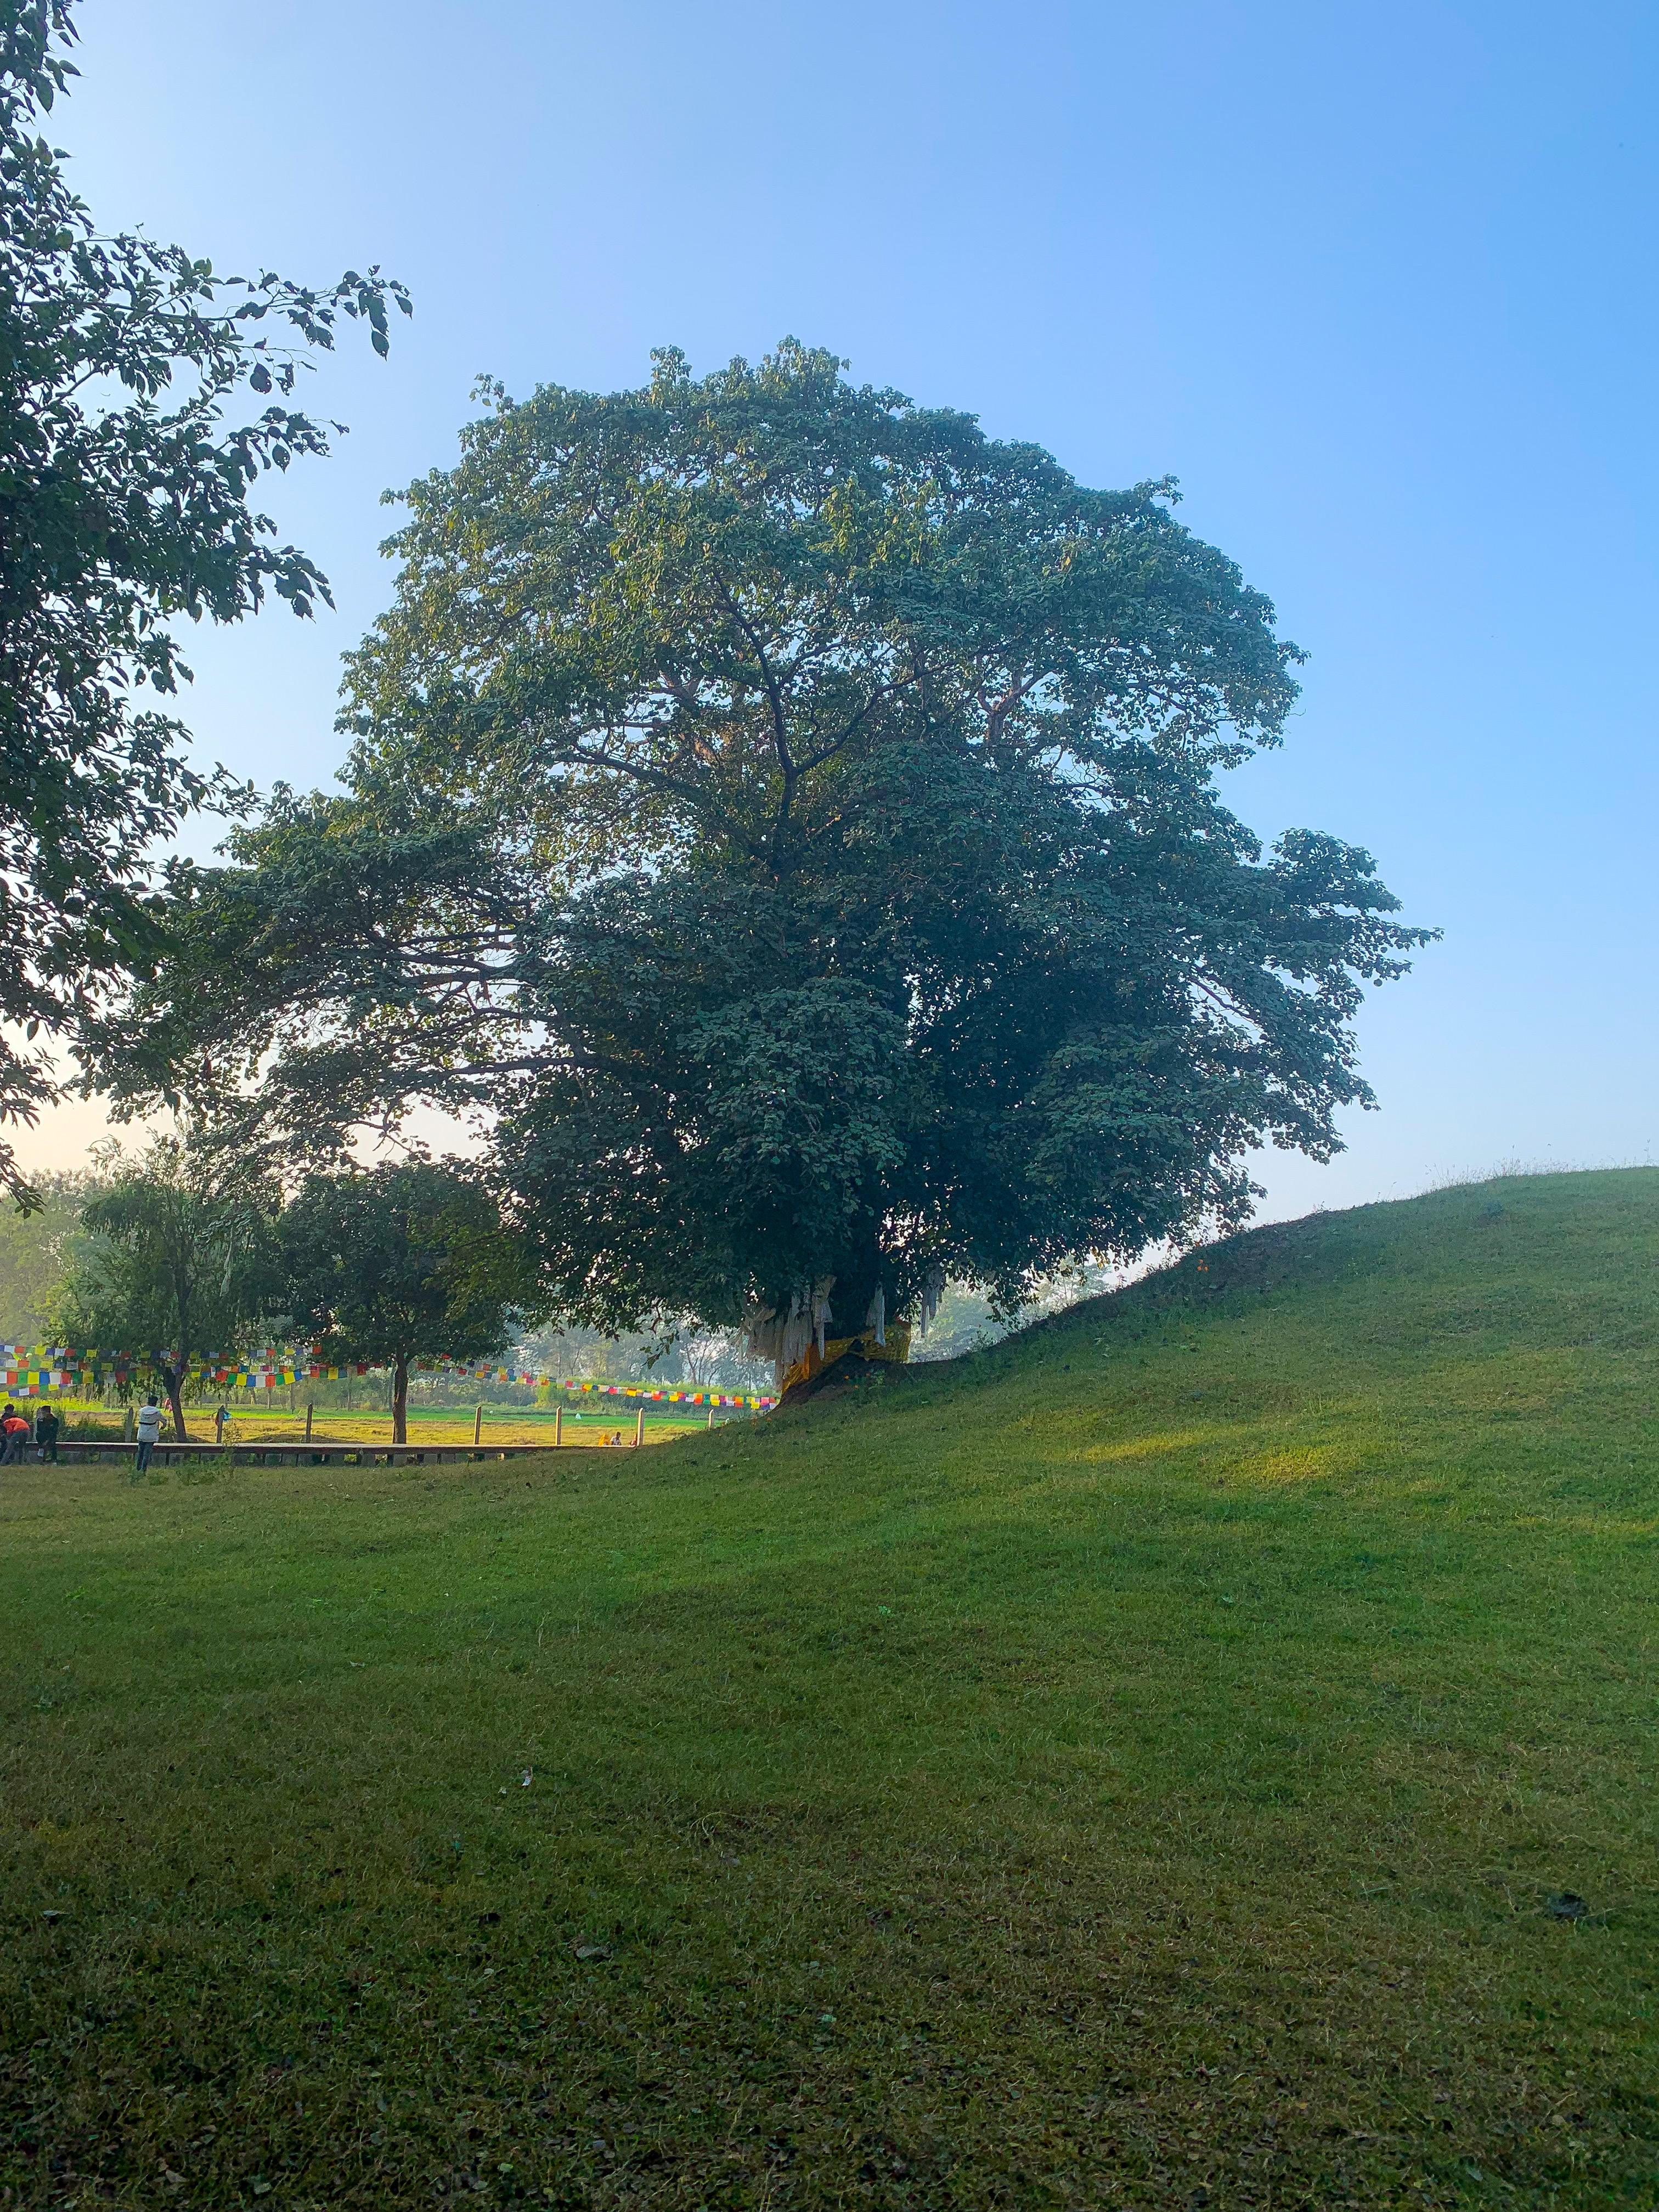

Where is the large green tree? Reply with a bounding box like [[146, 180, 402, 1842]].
[[276, 1164, 520, 1444], [89, 343, 1431, 1374], [54, 1136, 277, 1441], [0, 0, 409, 1204]]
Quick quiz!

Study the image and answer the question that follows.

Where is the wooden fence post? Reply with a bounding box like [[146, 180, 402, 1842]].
[[555, 1404, 563, 1447], [635, 1403, 645, 1448], [473, 1402, 483, 1446], [304, 1402, 314, 1443]]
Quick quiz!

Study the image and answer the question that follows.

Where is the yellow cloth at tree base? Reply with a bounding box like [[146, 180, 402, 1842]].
[[781, 1321, 912, 1396]]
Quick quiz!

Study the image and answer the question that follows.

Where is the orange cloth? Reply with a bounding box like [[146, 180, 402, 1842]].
[[781, 1321, 912, 1395]]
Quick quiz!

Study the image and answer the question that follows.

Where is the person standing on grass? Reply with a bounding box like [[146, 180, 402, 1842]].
[[134, 1394, 163, 1477], [33, 1402, 58, 1464], [1, 1403, 30, 1464]]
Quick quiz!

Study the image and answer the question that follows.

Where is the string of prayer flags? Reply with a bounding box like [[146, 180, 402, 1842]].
[[2, 1340, 775, 1409]]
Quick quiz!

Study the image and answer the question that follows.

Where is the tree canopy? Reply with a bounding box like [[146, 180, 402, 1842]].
[[277, 1163, 520, 1444], [0, 0, 408, 1204], [90, 342, 1432, 1363], [0, 1165, 93, 1341]]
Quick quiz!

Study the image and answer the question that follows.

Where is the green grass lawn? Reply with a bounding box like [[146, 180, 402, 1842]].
[[2, 1170, 1656, 2209]]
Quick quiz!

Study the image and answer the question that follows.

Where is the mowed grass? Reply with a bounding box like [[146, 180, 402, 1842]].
[[2, 1171, 1656, 2210]]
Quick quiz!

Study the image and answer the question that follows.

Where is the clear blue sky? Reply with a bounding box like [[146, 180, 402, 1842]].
[[29, 0, 1658, 1215]]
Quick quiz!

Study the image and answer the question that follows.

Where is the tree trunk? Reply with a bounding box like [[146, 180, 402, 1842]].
[[829, 1233, 885, 1355], [392, 1353, 409, 1446], [162, 1362, 188, 1443]]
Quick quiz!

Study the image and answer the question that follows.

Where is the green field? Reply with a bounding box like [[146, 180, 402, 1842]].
[[12, 1402, 745, 1451], [2, 1171, 1655, 2208]]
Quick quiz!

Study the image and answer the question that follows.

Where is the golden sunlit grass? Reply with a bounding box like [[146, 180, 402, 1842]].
[[33, 1404, 741, 1450], [211, 1409, 719, 1448], [2, 1170, 1656, 2208]]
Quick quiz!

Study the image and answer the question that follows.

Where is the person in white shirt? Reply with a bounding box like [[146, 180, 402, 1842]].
[[134, 1395, 163, 1476]]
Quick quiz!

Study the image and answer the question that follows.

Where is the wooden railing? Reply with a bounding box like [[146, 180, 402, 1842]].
[[36, 1438, 628, 1469]]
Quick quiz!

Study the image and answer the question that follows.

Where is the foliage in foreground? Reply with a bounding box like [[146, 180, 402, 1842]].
[[0, 0, 407, 1204], [92, 343, 1431, 1341], [2, 1169, 1655, 2208]]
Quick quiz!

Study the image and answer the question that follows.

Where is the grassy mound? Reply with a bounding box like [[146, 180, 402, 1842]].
[[2, 1170, 1656, 2208]]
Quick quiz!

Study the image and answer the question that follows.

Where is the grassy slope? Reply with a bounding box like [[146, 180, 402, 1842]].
[[1, 1170, 1655, 2210]]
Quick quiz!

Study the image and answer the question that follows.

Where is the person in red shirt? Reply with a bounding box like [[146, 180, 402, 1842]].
[[0, 1404, 30, 1465]]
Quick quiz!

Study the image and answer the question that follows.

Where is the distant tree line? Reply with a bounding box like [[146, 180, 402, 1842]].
[[38, 1141, 514, 1443], [7, 1136, 774, 1443]]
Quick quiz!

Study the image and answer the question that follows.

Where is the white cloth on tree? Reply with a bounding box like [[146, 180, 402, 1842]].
[[743, 1277, 836, 1389]]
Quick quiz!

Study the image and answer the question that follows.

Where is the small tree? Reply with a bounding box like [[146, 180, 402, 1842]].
[[55, 1136, 276, 1440], [277, 1163, 519, 1444]]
